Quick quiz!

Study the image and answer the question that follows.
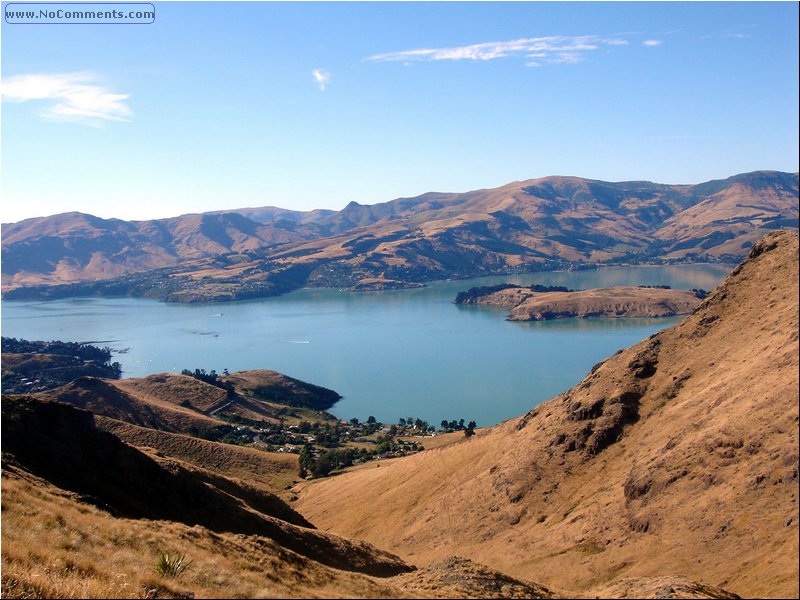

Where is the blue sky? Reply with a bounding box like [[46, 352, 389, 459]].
[[1, 1, 798, 222]]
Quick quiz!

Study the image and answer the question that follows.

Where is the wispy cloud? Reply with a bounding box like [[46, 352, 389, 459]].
[[1, 72, 131, 125], [312, 68, 331, 91], [366, 35, 630, 67], [643, 39, 663, 47]]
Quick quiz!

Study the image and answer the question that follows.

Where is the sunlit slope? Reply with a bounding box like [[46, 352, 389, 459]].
[[297, 231, 799, 598], [30, 370, 341, 434], [1, 397, 560, 598], [3, 171, 796, 301], [98, 417, 300, 497]]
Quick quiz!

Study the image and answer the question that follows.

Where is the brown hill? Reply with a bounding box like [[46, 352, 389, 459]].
[[113, 373, 228, 413], [26, 370, 342, 434], [2, 464, 570, 598], [1, 467, 408, 599], [296, 231, 799, 598], [655, 171, 799, 259], [3, 171, 796, 302], [97, 417, 301, 497], [223, 369, 342, 412], [506, 286, 701, 320], [32, 376, 222, 433], [0, 210, 319, 289]]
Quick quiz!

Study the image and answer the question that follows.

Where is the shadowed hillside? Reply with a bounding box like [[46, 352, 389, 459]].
[[1, 396, 570, 598], [97, 417, 301, 496], [1, 395, 411, 577], [297, 231, 799, 598]]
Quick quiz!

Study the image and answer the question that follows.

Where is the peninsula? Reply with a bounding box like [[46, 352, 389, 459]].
[[456, 284, 705, 321]]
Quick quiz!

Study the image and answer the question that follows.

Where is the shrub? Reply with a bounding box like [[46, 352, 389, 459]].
[[154, 550, 190, 579]]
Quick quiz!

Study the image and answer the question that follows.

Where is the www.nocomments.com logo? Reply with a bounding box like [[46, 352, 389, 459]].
[[4, 3, 155, 24]]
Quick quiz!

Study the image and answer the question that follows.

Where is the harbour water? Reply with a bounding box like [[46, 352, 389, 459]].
[[0, 264, 730, 427]]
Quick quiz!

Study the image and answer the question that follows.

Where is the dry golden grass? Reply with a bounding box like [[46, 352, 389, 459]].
[[113, 375, 228, 414], [33, 377, 222, 433], [508, 286, 701, 320], [99, 418, 300, 497], [297, 232, 800, 598], [1, 467, 416, 599], [2, 465, 575, 599], [416, 430, 474, 451], [655, 181, 798, 259]]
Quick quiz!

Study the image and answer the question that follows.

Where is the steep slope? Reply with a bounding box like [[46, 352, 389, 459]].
[[1, 395, 411, 577], [97, 417, 301, 496], [2, 396, 569, 599], [3, 171, 796, 301], [297, 231, 799, 598]]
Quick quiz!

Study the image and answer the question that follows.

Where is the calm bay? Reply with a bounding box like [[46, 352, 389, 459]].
[[0, 264, 730, 426]]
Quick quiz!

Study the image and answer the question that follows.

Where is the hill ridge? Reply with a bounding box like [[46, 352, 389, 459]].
[[3, 171, 797, 302]]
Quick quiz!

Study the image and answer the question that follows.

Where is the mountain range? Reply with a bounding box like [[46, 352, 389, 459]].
[[2, 170, 797, 302]]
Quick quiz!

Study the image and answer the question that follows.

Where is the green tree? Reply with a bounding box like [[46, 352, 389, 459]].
[[299, 443, 315, 478]]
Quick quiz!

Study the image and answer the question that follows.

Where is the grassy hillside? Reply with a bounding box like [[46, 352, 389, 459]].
[[1, 395, 412, 576], [98, 417, 301, 497], [297, 231, 799, 598]]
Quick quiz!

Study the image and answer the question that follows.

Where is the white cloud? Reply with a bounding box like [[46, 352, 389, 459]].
[[643, 39, 664, 47], [312, 68, 331, 91], [1, 72, 131, 124], [367, 36, 631, 67]]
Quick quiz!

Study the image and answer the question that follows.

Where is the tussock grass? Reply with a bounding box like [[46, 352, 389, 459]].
[[1, 468, 412, 599]]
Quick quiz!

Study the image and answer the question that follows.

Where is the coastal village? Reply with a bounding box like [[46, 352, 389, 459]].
[[212, 409, 476, 478]]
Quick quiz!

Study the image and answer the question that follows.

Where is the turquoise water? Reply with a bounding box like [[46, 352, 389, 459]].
[[0, 264, 730, 426]]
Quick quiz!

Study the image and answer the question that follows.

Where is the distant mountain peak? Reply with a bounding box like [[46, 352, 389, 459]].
[[2, 171, 797, 301]]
